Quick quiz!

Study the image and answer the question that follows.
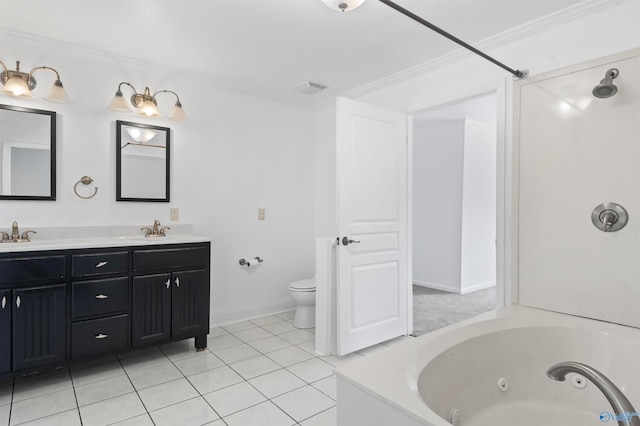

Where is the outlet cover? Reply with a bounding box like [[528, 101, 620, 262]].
[[258, 208, 265, 220]]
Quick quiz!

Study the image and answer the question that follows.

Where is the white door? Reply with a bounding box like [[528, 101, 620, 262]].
[[336, 97, 409, 355]]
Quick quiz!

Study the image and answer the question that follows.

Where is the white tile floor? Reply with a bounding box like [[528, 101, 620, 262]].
[[0, 311, 412, 426]]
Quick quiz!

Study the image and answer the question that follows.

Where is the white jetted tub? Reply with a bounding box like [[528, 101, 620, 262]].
[[335, 305, 640, 426]]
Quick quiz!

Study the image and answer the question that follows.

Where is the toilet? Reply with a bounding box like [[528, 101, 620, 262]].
[[288, 278, 316, 329]]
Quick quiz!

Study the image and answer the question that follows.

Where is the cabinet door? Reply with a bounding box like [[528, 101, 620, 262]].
[[132, 273, 171, 346], [172, 269, 209, 339], [12, 284, 66, 371], [0, 289, 10, 374]]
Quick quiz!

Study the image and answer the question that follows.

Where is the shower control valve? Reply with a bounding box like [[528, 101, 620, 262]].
[[592, 203, 628, 232]]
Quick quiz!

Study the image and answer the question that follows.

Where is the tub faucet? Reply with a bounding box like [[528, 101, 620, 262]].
[[546, 361, 640, 426]]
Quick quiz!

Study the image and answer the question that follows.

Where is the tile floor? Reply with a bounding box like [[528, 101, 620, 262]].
[[0, 311, 412, 426]]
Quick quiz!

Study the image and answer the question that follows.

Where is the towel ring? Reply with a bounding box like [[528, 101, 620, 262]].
[[74, 176, 98, 199]]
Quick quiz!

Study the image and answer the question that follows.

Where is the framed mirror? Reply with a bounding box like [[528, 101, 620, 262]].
[[0, 104, 56, 200], [116, 120, 170, 202]]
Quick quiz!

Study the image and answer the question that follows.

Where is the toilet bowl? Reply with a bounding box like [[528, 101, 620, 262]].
[[288, 278, 316, 329]]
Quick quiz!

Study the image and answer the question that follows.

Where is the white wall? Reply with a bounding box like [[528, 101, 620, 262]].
[[460, 120, 496, 292], [1, 33, 317, 325], [412, 120, 465, 291], [412, 119, 496, 294]]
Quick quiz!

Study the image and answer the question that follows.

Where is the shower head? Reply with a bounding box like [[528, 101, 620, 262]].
[[592, 68, 619, 99]]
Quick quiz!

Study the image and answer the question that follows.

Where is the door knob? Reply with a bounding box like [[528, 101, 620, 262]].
[[342, 236, 361, 246]]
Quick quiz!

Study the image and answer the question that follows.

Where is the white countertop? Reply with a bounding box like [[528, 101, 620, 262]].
[[0, 224, 210, 253]]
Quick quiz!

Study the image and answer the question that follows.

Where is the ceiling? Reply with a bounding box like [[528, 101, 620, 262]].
[[1, 0, 591, 109]]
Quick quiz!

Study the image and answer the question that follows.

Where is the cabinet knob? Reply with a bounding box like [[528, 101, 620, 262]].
[[1, 296, 5, 309], [15, 296, 21, 308], [96, 261, 108, 268], [165, 279, 171, 289], [175, 277, 180, 288], [95, 294, 109, 299], [95, 333, 108, 339]]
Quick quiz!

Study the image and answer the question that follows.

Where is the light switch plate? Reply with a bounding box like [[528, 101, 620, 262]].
[[170, 208, 179, 221]]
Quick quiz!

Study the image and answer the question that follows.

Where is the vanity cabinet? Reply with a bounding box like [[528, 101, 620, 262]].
[[0, 254, 67, 373], [69, 250, 131, 360], [12, 284, 67, 371], [0, 289, 11, 374], [0, 240, 210, 378], [132, 246, 210, 349]]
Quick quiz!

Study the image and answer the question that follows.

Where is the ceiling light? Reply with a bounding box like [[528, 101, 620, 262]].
[[320, 0, 366, 12], [108, 83, 187, 121], [0, 59, 71, 103]]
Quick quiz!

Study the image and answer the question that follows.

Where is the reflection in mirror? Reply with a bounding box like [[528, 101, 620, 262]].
[[116, 120, 170, 202], [0, 104, 56, 200]]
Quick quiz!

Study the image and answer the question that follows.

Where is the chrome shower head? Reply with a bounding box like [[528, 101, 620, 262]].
[[593, 68, 619, 99]]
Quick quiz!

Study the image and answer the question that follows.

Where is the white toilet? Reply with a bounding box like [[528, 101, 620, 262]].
[[288, 278, 316, 329]]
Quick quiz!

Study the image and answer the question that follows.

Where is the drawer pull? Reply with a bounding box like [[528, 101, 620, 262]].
[[95, 333, 108, 339], [175, 277, 180, 287], [165, 279, 171, 289], [16, 296, 21, 308], [95, 294, 109, 299], [96, 261, 108, 268], [1, 296, 5, 309]]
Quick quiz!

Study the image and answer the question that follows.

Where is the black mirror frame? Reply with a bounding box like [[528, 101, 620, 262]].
[[116, 120, 170, 202], [0, 104, 56, 201]]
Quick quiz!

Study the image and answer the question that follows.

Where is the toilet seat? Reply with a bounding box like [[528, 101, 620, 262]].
[[289, 279, 315, 292]]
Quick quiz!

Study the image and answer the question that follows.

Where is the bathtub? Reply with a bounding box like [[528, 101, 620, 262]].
[[335, 305, 640, 426]]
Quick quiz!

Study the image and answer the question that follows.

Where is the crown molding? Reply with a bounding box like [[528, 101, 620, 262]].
[[0, 28, 184, 74], [343, 0, 631, 100]]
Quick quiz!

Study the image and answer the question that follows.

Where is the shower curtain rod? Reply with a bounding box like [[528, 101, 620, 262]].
[[377, 0, 528, 79]]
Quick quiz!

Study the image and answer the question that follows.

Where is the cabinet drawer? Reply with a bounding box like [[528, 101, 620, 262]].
[[133, 246, 209, 272], [72, 251, 128, 277], [71, 315, 129, 359], [71, 277, 129, 318], [0, 255, 65, 284]]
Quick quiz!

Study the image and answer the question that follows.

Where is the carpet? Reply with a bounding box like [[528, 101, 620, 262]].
[[413, 285, 496, 336]]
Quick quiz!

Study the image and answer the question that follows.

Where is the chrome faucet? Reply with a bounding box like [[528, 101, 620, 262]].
[[546, 361, 640, 426], [1, 221, 36, 243], [141, 219, 170, 237]]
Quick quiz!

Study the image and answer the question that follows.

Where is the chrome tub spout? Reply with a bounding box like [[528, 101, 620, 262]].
[[547, 361, 640, 426]]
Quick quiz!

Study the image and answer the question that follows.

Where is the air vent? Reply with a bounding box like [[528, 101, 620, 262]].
[[294, 81, 327, 95]]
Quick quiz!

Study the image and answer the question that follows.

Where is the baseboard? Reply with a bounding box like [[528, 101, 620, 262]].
[[210, 298, 297, 328], [461, 281, 496, 294], [413, 280, 460, 294]]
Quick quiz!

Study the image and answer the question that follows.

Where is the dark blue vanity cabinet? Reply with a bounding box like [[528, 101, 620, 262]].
[[0, 289, 11, 374], [132, 246, 210, 350], [0, 241, 210, 378]]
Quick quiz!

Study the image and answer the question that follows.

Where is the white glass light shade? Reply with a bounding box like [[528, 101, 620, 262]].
[[2, 76, 34, 97], [320, 0, 366, 12], [138, 100, 161, 117], [168, 103, 188, 121], [125, 127, 157, 143], [108, 93, 132, 112], [43, 81, 72, 104]]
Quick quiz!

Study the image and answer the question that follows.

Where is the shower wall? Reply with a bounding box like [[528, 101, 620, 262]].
[[515, 48, 640, 327]]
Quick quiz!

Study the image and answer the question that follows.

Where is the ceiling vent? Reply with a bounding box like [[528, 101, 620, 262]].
[[294, 81, 327, 95]]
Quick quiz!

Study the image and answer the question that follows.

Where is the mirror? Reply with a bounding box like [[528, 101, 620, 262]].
[[0, 104, 56, 200], [116, 120, 170, 202]]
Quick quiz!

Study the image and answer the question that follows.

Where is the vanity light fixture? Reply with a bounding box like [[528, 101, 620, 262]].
[[0, 59, 72, 103], [320, 0, 528, 79], [108, 82, 188, 121]]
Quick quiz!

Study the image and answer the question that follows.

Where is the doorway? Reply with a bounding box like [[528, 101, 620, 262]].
[[411, 93, 498, 336]]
